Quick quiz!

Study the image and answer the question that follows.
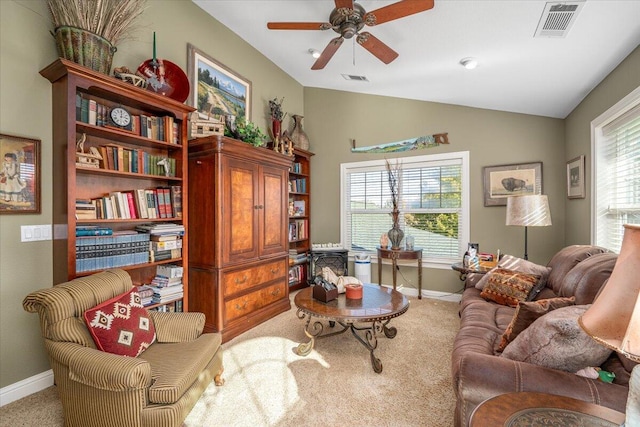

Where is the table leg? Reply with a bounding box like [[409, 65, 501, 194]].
[[418, 257, 423, 299], [392, 258, 397, 290], [378, 258, 382, 286]]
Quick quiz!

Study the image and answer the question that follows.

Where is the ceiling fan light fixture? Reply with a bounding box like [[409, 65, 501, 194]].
[[460, 57, 478, 70], [309, 49, 321, 59]]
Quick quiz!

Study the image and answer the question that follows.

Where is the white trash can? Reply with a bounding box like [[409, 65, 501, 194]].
[[354, 253, 372, 283]]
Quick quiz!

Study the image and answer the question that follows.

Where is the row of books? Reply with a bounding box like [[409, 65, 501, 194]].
[[289, 178, 307, 193], [288, 264, 307, 285], [291, 162, 304, 174], [76, 95, 179, 144], [96, 144, 177, 177], [75, 186, 182, 220], [75, 231, 151, 272], [135, 223, 185, 236], [289, 219, 308, 242], [149, 300, 184, 312], [289, 249, 309, 266]]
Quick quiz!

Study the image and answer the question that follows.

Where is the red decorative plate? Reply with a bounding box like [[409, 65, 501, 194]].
[[136, 59, 190, 103]]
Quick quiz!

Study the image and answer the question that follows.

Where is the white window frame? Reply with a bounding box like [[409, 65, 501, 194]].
[[590, 85, 640, 251], [340, 151, 470, 269]]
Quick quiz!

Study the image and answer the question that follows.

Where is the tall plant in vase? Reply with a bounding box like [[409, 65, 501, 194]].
[[386, 159, 404, 249]]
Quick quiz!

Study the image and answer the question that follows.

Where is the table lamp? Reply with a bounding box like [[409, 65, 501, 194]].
[[506, 195, 552, 260], [579, 224, 640, 426]]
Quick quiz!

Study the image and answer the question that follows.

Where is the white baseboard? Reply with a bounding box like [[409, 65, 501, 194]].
[[0, 370, 53, 407]]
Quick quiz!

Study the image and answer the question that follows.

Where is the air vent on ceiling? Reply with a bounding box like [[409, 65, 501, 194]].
[[534, 1, 584, 38], [342, 74, 369, 82]]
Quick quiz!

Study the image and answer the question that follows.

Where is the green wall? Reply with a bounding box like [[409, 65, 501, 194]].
[[1, 0, 639, 393], [0, 0, 303, 389]]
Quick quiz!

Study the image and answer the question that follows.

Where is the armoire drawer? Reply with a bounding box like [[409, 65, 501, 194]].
[[224, 281, 287, 322], [222, 259, 286, 297]]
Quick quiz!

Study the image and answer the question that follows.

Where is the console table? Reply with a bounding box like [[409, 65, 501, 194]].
[[377, 247, 423, 299], [470, 392, 625, 426]]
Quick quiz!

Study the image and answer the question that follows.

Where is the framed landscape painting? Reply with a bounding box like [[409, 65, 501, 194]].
[[482, 162, 542, 206], [187, 43, 251, 122], [0, 133, 40, 214]]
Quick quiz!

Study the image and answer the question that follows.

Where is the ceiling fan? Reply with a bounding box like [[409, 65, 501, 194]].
[[267, 0, 435, 70]]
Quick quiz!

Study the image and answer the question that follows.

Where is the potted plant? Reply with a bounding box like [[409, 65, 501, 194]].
[[46, 0, 147, 74], [225, 117, 267, 147]]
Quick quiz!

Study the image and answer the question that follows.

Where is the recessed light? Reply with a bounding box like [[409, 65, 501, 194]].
[[460, 57, 478, 70], [308, 49, 321, 59]]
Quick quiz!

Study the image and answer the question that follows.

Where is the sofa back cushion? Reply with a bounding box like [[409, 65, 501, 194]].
[[553, 252, 617, 305], [546, 245, 610, 294]]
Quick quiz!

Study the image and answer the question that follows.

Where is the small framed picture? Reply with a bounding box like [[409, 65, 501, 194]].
[[0, 133, 40, 214], [566, 155, 585, 199]]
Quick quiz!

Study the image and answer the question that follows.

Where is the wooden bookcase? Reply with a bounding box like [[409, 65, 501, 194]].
[[288, 147, 314, 290], [41, 59, 194, 312]]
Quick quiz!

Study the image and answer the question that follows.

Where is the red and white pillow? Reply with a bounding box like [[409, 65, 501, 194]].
[[84, 289, 156, 357]]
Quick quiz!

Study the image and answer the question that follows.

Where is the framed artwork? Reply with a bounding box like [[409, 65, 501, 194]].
[[566, 155, 585, 199], [482, 161, 543, 207], [187, 43, 251, 122], [0, 133, 40, 214]]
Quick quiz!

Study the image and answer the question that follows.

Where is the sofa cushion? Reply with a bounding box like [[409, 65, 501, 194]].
[[476, 255, 550, 301], [501, 305, 612, 372], [139, 333, 222, 404], [84, 289, 156, 357], [479, 268, 541, 307], [496, 296, 575, 352]]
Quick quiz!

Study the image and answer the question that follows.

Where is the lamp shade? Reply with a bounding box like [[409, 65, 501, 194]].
[[578, 224, 640, 362], [506, 195, 552, 227]]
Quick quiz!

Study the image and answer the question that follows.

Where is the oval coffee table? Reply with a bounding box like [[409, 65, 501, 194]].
[[294, 283, 409, 373]]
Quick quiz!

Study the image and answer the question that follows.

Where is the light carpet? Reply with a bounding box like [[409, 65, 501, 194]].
[[0, 293, 460, 427]]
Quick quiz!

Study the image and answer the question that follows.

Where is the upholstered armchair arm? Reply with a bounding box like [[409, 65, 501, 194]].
[[149, 311, 205, 342], [46, 341, 152, 391], [454, 352, 628, 426]]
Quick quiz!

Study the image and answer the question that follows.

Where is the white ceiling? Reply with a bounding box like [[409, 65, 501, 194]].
[[193, 0, 640, 119]]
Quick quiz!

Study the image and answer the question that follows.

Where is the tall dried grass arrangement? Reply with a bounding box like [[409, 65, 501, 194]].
[[47, 0, 147, 46], [385, 158, 401, 211]]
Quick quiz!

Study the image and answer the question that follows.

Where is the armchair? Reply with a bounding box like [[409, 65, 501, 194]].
[[23, 269, 223, 427]]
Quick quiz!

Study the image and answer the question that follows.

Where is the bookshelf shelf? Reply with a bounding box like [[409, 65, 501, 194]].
[[42, 58, 193, 312], [288, 147, 314, 291]]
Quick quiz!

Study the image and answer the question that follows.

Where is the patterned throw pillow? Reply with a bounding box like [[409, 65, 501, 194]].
[[479, 268, 541, 307], [496, 296, 576, 352], [476, 255, 551, 301], [84, 289, 156, 357]]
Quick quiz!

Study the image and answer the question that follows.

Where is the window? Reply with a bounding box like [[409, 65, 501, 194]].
[[592, 86, 640, 253], [341, 151, 469, 267]]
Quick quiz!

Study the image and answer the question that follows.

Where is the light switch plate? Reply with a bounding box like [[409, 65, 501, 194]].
[[21, 225, 53, 242]]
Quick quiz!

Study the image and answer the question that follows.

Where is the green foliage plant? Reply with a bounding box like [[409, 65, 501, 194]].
[[226, 119, 267, 147]]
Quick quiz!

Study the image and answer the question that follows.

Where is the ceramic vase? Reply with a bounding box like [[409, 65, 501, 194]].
[[388, 210, 404, 250], [290, 114, 310, 150], [272, 119, 281, 140]]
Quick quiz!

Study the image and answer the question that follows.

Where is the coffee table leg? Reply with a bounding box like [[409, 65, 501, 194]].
[[295, 310, 323, 356]]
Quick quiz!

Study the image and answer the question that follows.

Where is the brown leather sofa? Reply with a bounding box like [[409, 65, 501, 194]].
[[451, 245, 635, 427]]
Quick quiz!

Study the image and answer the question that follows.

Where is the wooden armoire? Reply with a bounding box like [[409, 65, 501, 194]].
[[188, 136, 291, 341]]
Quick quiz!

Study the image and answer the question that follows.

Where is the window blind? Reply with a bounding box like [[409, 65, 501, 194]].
[[595, 102, 640, 252], [341, 152, 469, 265]]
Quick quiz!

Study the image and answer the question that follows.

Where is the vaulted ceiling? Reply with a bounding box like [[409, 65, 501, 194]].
[[194, 0, 640, 118]]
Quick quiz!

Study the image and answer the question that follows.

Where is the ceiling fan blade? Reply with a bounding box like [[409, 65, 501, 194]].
[[334, 0, 354, 9], [267, 22, 331, 30], [311, 37, 344, 70], [356, 32, 399, 64], [364, 0, 435, 26]]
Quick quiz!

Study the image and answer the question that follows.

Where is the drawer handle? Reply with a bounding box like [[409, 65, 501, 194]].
[[235, 275, 248, 285], [235, 301, 248, 311], [270, 268, 279, 274], [271, 288, 281, 297]]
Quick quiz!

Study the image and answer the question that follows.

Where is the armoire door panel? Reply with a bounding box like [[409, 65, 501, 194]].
[[261, 166, 288, 256]]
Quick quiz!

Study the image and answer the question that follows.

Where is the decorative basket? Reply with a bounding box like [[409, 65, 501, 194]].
[[54, 26, 116, 75]]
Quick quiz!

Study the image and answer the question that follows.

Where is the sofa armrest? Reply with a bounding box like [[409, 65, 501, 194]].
[[149, 311, 205, 342], [454, 352, 628, 427], [46, 341, 152, 391], [463, 273, 484, 290]]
